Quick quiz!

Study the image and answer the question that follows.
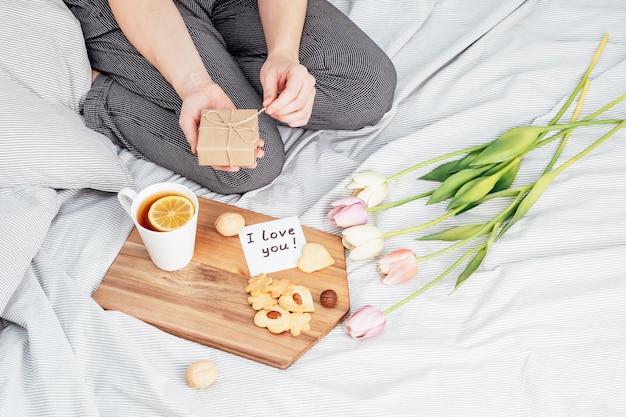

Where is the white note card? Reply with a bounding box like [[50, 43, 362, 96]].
[[238, 216, 307, 276]]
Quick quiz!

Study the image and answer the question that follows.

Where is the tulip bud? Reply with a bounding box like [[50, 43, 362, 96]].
[[353, 183, 389, 208], [329, 197, 368, 228], [343, 305, 386, 339], [342, 225, 384, 261], [378, 249, 419, 285], [347, 171, 389, 208]]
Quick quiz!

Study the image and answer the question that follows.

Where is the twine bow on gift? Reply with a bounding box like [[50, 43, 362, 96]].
[[199, 108, 264, 167]]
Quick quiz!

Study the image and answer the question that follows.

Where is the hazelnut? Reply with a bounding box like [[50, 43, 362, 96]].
[[215, 212, 246, 236], [185, 360, 218, 389], [320, 289, 338, 308]]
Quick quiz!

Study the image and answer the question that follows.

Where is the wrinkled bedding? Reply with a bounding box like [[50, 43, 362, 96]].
[[2, 0, 626, 416]]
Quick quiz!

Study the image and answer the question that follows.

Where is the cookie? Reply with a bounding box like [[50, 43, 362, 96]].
[[296, 242, 335, 273], [244, 273, 272, 296], [278, 285, 315, 313], [247, 275, 314, 336], [288, 312, 312, 337], [253, 306, 291, 334], [267, 278, 296, 298], [247, 292, 278, 310]]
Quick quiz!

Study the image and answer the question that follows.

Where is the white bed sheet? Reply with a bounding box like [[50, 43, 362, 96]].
[[2, 0, 626, 416]]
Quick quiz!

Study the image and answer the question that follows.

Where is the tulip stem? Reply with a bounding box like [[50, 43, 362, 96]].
[[417, 234, 477, 261], [547, 34, 608, 127], [531, 93, 626, 154], [383, 245, 483, 315], [535, 118, 624, 132], [543, 78, 590, 174], [418, 220, 501, 261], [475, 184, 532, 204], [544, 91, 626, 174], [551, 120, 626, 177], [420, 188, 526, 263], [386, 143, 489, 182], [367, 191, 432, 212], [382, 205, 465, 238]]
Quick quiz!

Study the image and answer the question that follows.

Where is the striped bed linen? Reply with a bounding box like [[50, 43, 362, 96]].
[[2, 0, 626, 416]]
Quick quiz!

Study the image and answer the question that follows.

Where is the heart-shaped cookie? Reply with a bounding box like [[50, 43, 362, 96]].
[[297, 242, 335, 273], [279, 285, 315, 313]]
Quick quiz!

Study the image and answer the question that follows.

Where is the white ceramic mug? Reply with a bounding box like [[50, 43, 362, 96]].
[[117, 182, 199, 271]]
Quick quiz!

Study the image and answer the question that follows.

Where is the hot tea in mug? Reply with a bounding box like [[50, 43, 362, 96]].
[[118, 183, 199, 271], [135, 191, 195, 232]]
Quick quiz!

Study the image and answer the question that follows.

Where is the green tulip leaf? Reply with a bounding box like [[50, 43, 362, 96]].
[[418, 222, 489, 241], [420, 148, 491, 183], [454, 247, 487, 290], [501, 171, 556, 235], [492, 158, 521, 192], [454, 202, 479, 215], [419, 160, 460, 182], [446, 148, 485, 173]]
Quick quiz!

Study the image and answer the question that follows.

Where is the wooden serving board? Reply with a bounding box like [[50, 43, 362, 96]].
[[94, 197, 350, 369]]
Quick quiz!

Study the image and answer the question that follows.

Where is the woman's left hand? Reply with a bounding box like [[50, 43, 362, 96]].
[[260, 54, 316, 127]]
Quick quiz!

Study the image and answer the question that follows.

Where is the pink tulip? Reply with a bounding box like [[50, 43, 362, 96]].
[[378, 249, 419, 285], [343, 305, 386, 339], [329, 197, 368, 228]]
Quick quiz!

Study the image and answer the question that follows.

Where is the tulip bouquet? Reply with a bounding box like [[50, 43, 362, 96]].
[[334, 35, 626, 339]]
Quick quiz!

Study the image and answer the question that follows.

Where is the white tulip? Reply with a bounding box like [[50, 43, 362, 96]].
[[342, 225, 385, 261], [347, 171, 389, 208]]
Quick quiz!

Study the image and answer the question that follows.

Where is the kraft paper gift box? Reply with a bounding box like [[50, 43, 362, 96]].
[[197, 109, 259, 167]]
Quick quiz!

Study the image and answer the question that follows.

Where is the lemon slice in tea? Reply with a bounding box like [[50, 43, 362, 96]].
[[147, 195, 195, 232]]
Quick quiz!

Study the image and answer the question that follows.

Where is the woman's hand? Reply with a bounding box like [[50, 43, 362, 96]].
[[179, 79, 265, 172], [257, 0, 312, 126], [108, 0, 264, 172], [178, 78, 233, 153], [260, 54, 316, 127]]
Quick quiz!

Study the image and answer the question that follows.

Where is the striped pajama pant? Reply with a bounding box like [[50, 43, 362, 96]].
[[63, 0, 397, 194]]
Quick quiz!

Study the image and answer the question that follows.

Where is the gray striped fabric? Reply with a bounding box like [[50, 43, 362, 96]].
[[0, 75, 134, 191], [2, 0, 626, 416], [0, 0, 133, 192]]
